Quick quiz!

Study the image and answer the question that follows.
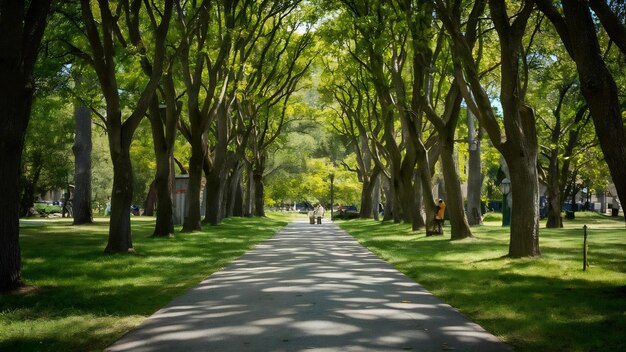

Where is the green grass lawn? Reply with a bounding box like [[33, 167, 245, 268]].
[[1, 215, 288, 352], [337, 211, 626, 351]]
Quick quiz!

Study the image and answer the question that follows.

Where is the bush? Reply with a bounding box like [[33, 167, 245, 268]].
[[34, 203, 62, 214]]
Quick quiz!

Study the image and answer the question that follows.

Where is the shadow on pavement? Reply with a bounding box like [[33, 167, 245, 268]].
[[106, 221, 510, 352]]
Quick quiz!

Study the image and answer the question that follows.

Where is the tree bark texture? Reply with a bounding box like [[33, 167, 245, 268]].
[[0, 0, 51, 291], [419, 156, 439, 234], [244, 161, 254, 217], [382, 175, 394, 221], [545, 149, 563, 228], [253, 172, 266, 217], [231, 167, 244, 217], [561, 1, 626, 223], [203, 170, 225, 225], [147, 80, 179, 236], [507, 154, 541, 257], [72, 100, 93, 224], [412, 174, 425, 229], [203, 102, 236, 225], [491, 0, 541, 257], [20, 159, 42, 218], [545, 94, 565, 228], [372, 174, 381, 221], [152, 154, 174, 236], [143, 181, 157, 216], [0, 149, 25, 291], [359, 166, 380, 219], [466, 109, 483, 225], [441, 142, 473, 240], [105, 146, 134, 253], [81, 0, 173, 251], [182, 135, 205, 231]]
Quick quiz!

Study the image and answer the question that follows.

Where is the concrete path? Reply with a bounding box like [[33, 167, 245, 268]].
[[106, 221, 510, 352]]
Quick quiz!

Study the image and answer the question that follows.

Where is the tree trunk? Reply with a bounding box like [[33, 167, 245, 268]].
[[226, 163, 244, 217], [420, 161, 439, 234], [0, 0, 51, 291], [20, 161, 41, 218], [545, 148, 563, 228], [507, 151, 541, 257], [233, 175, 244, 217], [562, 1, 626, 224], [143, 181, 157, 216], [412, 173, 425, 230], [398, 165, 417, 226], [72, 98, 93, 224], [152, 154, 174, 236], [359, 178, 373, 219], [244, 161, 253, 217], [203, 166, 225, 225], [466, 109, 482, 225], [382, 175, 394, 221], [490, 0, 541, 257], [441, 141, 473, 240], [147, 92, 177, 236], [359, 166, 380, 219], [372, 174, 381, 221], [0, 141, 25, 291], [105, 148, 134, 253], [253, 171, 265, 217], [70, 81, 91, 223], [182, 134, 205, 232]]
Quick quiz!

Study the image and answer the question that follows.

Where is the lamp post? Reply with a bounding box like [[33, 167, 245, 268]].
[[500, 178, 511, 226], [329, 171, 335, 220]]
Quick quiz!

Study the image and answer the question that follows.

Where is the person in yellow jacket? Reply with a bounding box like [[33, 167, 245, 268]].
[[435, 199, 446, 234]]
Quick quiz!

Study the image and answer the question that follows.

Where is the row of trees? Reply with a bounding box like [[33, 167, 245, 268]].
[[1, 0, 625, 292], [315, 0, 625, 257], [1, 0, 317, 291]]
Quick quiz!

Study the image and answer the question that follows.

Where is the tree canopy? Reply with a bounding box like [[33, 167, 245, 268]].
[[2, 0, 626, 291]]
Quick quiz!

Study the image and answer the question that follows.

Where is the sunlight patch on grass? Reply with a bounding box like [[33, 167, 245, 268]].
[[2, 216, 287, 352], [337, 213, 626, 352]]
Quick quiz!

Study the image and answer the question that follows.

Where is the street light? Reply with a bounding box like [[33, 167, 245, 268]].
[[329, 171, 335, 220], [500, 178, 511, 226]]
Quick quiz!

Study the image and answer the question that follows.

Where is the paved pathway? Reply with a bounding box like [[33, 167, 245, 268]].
[[106, 221, 510, 352]]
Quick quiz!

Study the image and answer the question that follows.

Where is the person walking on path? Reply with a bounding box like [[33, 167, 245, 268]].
[[435, 199, 446, 234], [308, 208, 315, 224], [106, 221, 510, 352], [314, 203, 325, 224]]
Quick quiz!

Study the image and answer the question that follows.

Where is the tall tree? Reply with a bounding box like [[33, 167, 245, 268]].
[[0, 0, 53, 291], [340, 0, 420, 226], [176, 0, 236, 231], [199, 1, 290, 224], [241, 7, 314, 217], [146, 70, 181, 237], [79, 0, 173, 252], [466, 108, 483, 225], [324, 62, 383, 219], [536, 0, 626, 224], [436, 0, 541, 256], [72, 76, 93, 224], [423, 81, 473, 239]]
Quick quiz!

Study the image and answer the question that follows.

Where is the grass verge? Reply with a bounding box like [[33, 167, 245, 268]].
[[337, 211, 626, 352], [1, 215, 287, 352]]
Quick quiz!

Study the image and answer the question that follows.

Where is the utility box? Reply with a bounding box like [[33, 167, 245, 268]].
[[173, 174, 206, 225], [173, 175, 189, 225]]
